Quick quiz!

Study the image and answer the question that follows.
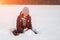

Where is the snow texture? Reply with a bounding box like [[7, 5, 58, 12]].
[[0, 5, 60, 40]]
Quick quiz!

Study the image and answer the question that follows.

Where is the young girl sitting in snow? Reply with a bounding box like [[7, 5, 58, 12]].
[[12, 7, 37, 36]]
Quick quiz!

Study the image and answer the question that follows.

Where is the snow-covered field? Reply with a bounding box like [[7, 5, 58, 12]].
[[0, 5, 60, 40]]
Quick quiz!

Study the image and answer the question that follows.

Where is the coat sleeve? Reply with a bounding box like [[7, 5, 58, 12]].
[[16, 12, 22, 28], [28, 16, 32, 29], [16, 16, 20, 28]]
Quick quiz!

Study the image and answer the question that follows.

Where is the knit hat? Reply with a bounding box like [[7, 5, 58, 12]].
[[22, 7, 29, 16]]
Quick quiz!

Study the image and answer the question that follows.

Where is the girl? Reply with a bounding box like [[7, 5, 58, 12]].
[[12, 7, 37, 36]]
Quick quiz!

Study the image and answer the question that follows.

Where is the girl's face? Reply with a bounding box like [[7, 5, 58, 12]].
[[22, 7, 29, 16], [24, 13, 29, 16]]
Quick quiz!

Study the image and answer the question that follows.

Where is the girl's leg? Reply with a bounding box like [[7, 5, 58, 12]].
[[28, 26, 37, 34], [17, 26, 23, 33]]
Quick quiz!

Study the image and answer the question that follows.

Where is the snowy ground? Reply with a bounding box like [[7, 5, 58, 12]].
[[0, 5, 60, 40]]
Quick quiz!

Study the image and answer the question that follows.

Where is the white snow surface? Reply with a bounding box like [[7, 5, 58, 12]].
[[0, 5, 60, 40]]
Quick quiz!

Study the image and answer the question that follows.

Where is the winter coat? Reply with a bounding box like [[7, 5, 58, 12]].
[[16, 12, 32, 33]]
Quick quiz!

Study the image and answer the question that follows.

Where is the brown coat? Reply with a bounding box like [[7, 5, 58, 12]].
[[16, 12, 32, 33]]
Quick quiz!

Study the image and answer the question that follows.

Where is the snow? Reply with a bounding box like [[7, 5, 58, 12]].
[[0, 5, 60, 40]]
